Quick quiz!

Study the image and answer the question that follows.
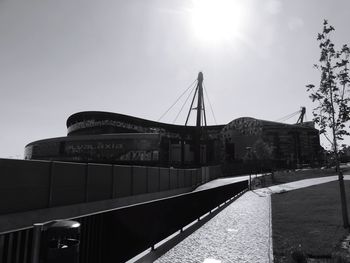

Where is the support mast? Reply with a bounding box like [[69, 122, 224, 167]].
[[196, 72, 204, 128], [296, 107, 306, 124], [184, 72, 206, 165], [195, 72, 204, 165]]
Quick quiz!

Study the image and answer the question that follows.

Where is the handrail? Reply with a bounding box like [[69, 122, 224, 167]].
[[0, 179, 247, 263]]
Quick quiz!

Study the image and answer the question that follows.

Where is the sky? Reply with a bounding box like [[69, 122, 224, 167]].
[[1, 0, 350, 158]]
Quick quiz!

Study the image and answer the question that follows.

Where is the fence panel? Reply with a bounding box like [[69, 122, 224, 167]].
[[147, 167, 160, 193], [201, 167, 206, 184], [191, 169, 197, 186], [159, 168, 170, 191], [0, 228, 33, 263], [0, 177, 243, 263], [0, 159, 50, 214], [178, 169, 185, 188], [114, 165, 132, 198], [132, 166, 148, 195], [169, 169, 178, 190], [87, 164, 113, 202], [75, 180, 248, 263], [51, 161, 86, 206], [184, 169, 192, 187]]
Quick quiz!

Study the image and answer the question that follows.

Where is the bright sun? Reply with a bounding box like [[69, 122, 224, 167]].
[[191, 0, 247, 45]]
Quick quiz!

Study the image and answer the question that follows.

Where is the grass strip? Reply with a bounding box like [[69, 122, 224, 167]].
[[272, 180, 350, 262]]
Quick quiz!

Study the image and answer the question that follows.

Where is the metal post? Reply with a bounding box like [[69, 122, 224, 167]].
[[195, 72, 204, 165], [249, 174, 251, 190], [111, 165, 116, 198], [48, 162, 54, 207], [31, 223, 43, 263], [85, 164, 89, 202]]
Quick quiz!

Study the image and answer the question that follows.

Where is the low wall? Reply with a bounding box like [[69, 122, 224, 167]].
[[0, 180, 248, 263], [0, 158, 221, 215]]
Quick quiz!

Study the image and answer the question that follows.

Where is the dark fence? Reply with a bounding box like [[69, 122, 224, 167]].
[[0, 158, 221, 215], [73, 180, 247, 263], [0, 180, 247, 263], [0, 227, 33, 263]]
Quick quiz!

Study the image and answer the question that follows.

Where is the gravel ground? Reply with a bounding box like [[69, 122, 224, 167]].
[[155, 174, 350, 263], [155, 191, 272, 263]]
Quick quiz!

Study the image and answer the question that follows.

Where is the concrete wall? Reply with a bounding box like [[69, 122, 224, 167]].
[[0, 158, 221, 215]]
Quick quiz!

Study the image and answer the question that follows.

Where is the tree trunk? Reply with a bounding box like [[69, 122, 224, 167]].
[[328, 61, 349, 228], [338, 171, 349, 228], [331, 105, 349, 228]]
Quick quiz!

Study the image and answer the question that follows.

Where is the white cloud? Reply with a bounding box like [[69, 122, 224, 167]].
[[265, 0, 282, 15], [288, 17, 304, 31]]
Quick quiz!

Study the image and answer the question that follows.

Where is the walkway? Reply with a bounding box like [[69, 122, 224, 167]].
[[155, 174, 350, 263]]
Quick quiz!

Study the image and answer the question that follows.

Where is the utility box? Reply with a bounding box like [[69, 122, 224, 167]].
[[37, 220, 80, 263]]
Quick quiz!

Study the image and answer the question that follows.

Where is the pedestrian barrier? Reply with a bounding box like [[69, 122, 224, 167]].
[[0, 226, 33, 263], [73, 180, 248, 263], [0, 180, 247, 263]]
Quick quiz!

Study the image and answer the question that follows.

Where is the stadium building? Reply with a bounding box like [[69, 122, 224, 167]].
[[25, 73, 322, 169]]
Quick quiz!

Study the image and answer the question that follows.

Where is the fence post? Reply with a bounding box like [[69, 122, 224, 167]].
[[48, 162, 54, 208], [146, 166, 149, 193], [111, 165, 116, 199], [168, 168, 171, 190], [85, 164, 89, 202], [31, 223, 43, 263], [176, 168, 179, 189], [158, 167, 161, 192], [131, 166, 134, 195]]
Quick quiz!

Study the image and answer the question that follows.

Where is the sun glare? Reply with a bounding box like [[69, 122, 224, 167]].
[[191, 0, 247, 45]]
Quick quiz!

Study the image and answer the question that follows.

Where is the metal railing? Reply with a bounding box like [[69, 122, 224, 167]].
[[0, 180, 247, 263], [73, 180, 248, 263], [0, 227, 33, 263]]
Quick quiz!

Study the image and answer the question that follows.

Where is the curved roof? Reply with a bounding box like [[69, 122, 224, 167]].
[[66, 111, 225, 136], [25, 133, 161, 148], [222, 117, 317, 136]]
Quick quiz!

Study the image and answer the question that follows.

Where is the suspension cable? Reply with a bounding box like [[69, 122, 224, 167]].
[[203, 84, 217, 125], [157, 79, 197, 122], [185, 86, 199, 126], [275, 110, 301, 122], [173, 83, 197, 124]]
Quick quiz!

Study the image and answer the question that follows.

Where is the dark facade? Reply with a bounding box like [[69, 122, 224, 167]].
[[25, 111, 321, 167], [25, 112, 224, 167], [221, 117, 321, 166]]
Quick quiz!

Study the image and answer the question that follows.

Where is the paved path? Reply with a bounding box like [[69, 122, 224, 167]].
[[155, 174, 350, 263], [257, 175, 350, 195], [194, 174, 264, 192], [155, 190, 272, 263]]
